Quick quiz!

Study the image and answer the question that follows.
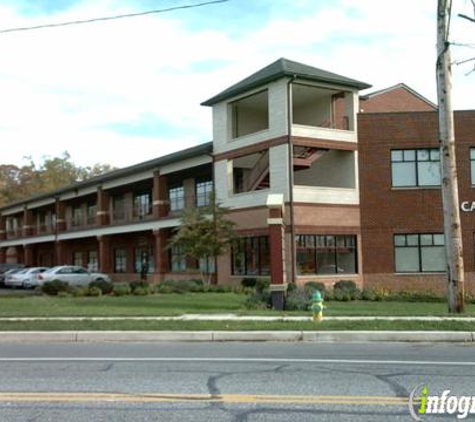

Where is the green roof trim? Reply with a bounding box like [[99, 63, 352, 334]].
[[201, 58, 372, 106]]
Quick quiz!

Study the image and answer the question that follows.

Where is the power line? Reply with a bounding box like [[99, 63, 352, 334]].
[[0, 0, 230, 34]]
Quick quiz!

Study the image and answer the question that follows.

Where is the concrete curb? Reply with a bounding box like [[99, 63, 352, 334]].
[[0, 331, 473, 343]]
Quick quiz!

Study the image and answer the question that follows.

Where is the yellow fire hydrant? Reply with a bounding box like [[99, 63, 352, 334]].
[[311, 290, 324, 322]]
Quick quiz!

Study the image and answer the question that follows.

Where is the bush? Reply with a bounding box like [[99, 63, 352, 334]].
[[241, 278, 257, 288], [155, 284, 174, 294], [361, 287, 378, 301], [333, 280, 359, 301], [205, 284, 230, 293], [243, 291, 272, 309], [89, 280, 113, 295], [287, 282, 297, 293], [333, 280, 357, 291], [304, 281, 326, 294], [57, 291, 70, 298], [71, 286, 89, 297], [130, 281, 150, 293], [285, 289, 312, 311], [255, 278, 270, 294], [41, 280, 71, 296], [88, 286, 102, 297], [133, 286, 149, 296], [157, 280, 206, 294], [113, 283, 132, 296]]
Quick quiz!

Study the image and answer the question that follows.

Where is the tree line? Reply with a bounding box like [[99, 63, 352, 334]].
[[0, 152, 114, 206]]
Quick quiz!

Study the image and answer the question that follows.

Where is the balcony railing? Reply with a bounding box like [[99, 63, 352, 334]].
[[66, 216, 98, 231], [6, 228, 22, 240], [111, 205, 155, 225]]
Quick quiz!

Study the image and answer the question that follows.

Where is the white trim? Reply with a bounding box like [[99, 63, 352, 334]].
[[160, 155, 212, 175], [267, 218, 283, 225]]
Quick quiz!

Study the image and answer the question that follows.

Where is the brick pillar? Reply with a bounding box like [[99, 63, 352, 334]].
[[153, 229, 169, 281], [0, 217, 6, 241], [152, 172, 168, 218], [55, 199, 66, 233], [183, 178, 196, 209], [98, 235, 112, 273], [24, 244, 35, 267], [97, 187, 110, 226], [22, 207, 33, 237], [0, 248, 6, 264], [55, 241, 65, 265], [267, 194, 287, 311]]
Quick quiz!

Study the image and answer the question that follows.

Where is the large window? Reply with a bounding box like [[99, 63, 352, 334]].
[[296, 235, 357, 275], [72, 206, 83, 227], [87, 202, 97, 225], [87, 250, 98, 272], [391, 149, 441, 187], [169, 186, 185, 212], [133, 192, 152, 220], [113, 195, 126, 221], [170, 245, 186, 272], [394, 233, 446, 273], [73, 251, 83, 267], [114, 249, 127, 273], [196, 180, 213, 207], [134, 246, 154, 274], [232, 236, 270, 276]]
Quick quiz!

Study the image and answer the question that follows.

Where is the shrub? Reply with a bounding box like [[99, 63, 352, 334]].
[[255, 278, 270, 294], [243, 291, 272, 309], [41, 280, 70, 296], [71, 286, 89, 297], [130, 281, 150, 293], [88, 286, 102, 297], [155, 284, 174, 294], [287, 282, 297, 293], [205, 284, 230, 293], [89, 280, 113, 295], [285, 289, 312, 311], [57, 291, 70, 298], [304, 281, 326, 294], [133, 286, 149, 296], [113, 283, 132, 296], [333, 280, 359, 301], [241, 278, 257, 288], [361, 287, 377, 301], [333, 280, 357, 291]]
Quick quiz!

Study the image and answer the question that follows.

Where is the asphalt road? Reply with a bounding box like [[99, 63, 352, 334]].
[[0, 342, 473, 421]]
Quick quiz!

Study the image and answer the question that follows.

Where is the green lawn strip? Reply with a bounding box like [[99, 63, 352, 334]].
[[0, 319, 473, 331], [0, 294, 474, 317]]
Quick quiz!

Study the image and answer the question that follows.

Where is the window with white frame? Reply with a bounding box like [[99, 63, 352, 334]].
[[391, 149, 441, 187], [394, 234, 446, 273], [169, 186, 185, 212], [196, 180, 213, 207]]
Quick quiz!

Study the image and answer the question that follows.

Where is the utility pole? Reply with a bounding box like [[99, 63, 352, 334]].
[[436, 0, 465, 313]]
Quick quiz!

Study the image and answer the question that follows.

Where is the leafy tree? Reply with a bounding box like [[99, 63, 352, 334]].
[[169, 196, 236, 285], [0, 151, 115, 206]]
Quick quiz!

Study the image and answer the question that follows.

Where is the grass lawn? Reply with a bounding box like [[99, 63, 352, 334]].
[[0, 293, 474, 317]]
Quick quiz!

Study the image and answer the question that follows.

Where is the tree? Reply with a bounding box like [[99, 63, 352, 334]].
[[437, 0, 464, 313], [0, 152, 115, 206], [168, 196, 236, 285]]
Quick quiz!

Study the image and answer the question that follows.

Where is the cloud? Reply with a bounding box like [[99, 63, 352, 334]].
[[0, 0, 473, 169]]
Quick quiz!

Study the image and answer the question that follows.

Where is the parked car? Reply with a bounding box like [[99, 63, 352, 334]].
[[0, 264, 25, 285], [6, 267, 49, 288], [3, 267, 27, 287], [37, 266, 110, 286]]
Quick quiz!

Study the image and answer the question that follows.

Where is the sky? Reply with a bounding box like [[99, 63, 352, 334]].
[[0, 0, 474, 169]]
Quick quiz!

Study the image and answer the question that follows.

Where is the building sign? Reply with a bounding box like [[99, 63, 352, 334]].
[[461, 201, 475, 212]]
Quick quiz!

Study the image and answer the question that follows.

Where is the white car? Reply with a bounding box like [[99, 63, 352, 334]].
[[3, 267, 28, 287], [37, 266, 110, 286], [6, 267, 49, 288]]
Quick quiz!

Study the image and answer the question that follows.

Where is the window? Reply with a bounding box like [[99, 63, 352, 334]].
[[87, 202, 97, 225], [113, 195, 126, 221], [470, 148, 475, 185], [391, 149, 441, 187], [72, 206, 83, 227], [199, 256, 216, 274], [296, 235, 357, 275], [169, 186, 184, 212], [134, 246, 154, 274], [196, 180, 213, 207], [232, 236, 270, 276], [133, 192, 152, 220], [394, 234, 446, 273], [114, 249, 127, 273], [73, 252, 83, 267], [231, 90, 269, 138], [87, 250, 98, 272], [170, 245, 186, 272]]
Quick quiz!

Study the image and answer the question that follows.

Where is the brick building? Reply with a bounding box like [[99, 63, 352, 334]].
[[0, 58, 473, 296]]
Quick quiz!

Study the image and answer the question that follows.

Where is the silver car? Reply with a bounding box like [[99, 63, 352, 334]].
[[9, 267, 50, 288], [38, 266, 110, 286]]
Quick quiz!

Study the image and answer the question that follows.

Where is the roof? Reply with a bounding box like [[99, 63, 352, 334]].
[[360, 83, 437, 109], [201, 58, 372, 106], [0, 141, 213, 211]]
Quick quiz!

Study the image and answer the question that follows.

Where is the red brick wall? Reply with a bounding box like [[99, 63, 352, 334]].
[[360, 87, 436, 113], [358, 110, 475, 293]]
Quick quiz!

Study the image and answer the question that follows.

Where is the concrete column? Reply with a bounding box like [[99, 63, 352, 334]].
[[152, 172, 168, 218], [97, 187, 110, 226], [24, 244, 35, 267], [22, 207, 33, 237], [153, 229, 169, 281], [55, 199, 66, 233], [267, 194, 287, 311], [97, 235, 112, 273], [55, 241, 65, 266]]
